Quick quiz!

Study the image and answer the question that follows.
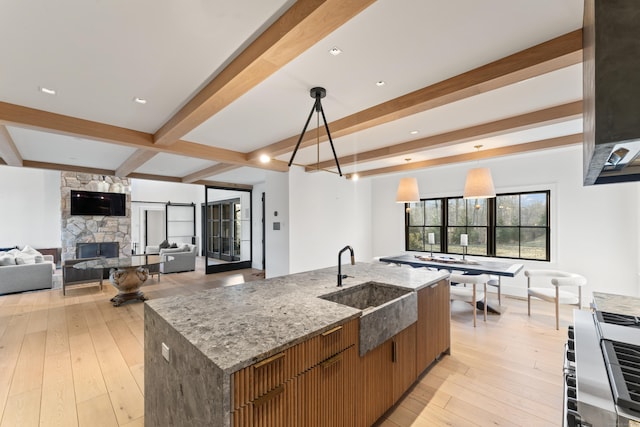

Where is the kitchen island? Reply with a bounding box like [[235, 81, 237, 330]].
[[144, 262, 449, 427]]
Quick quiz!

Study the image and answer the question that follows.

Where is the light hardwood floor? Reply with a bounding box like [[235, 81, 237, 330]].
[[0, 262, 573, 427]]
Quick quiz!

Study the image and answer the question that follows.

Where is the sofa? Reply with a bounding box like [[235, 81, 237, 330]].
[[160, 244, 197, 273], [0, 246, 54, 294]]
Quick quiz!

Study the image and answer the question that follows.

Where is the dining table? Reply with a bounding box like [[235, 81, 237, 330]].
[[379, 253, 524, 314]]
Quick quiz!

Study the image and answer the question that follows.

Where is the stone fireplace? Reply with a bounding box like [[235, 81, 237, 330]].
[[61, 172, 131, 261]]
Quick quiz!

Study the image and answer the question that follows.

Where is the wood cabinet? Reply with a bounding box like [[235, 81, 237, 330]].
[[232, 319, 358, 427], [392, 323, 417, 403], [359, 322, 418, 426], [360, 339, 393, 427], [416, 279, 451, 374], [296, 345, 358, 427], [231, 280, 451, 427]]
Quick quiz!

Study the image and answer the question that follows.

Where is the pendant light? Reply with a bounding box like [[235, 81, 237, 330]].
[[288, 87, 342, 176], [463, 145, 495, 199], [396, 177, 420, 203]]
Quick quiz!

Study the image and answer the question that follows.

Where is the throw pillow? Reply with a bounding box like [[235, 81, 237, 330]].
[[15, 245, 42, 265], [21, 245, 42, 256], [160, 247, 181, 254], [159, 239, 170, 249], [0, 253, 15, 266], [170, 243, 178, 248]]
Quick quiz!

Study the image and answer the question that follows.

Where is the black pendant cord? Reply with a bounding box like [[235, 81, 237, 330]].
[[288, 87, 343, 177], [288, 101, 316, 168], [319, 105, 342, 176]]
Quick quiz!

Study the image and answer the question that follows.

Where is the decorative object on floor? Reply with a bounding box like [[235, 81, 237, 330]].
[[525, 269, 586, 330], [395, 177, 420, 203], [288, 87, 342, 176], [72, 255, 165, 306], [110, 267, 149, 306], [463, 145, 496, 199]]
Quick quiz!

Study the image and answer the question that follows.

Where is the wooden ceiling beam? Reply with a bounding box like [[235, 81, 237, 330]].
[[248, 29, 583, 161], [23, 160, 114, 176], [0, 125, 23, 166], [153, 0, 376, 146], [193, 180, 252, 191], [182, 163, 239, 184], [0, 101, 288, 172], [128, 172, 250, 190], [347, 133, 583, 179], [0, 101, 154, 147], [14, 163, 249, 190], [308, 101, 582, 171], [115, 149, 157, 177]]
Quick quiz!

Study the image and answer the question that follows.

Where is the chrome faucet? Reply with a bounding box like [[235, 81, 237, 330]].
[[337, 245, 355, 287]]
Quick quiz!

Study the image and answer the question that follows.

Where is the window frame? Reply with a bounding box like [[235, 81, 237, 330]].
[[404, 190, 551, 261]]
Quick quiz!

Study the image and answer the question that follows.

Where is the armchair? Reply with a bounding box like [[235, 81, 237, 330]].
[[525, 269, 586, 330], [159, 244, 196, 274]]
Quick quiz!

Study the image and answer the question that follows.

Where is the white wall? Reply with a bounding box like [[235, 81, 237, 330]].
[[265, 171, 289, 278], [372, 145, 640, 300], [288, 166, 373, 274], [252, 182, 265, 270], [0, 166, 61, 248]]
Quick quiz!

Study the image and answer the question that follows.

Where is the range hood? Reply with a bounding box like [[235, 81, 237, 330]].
[[583, 0, 640, 185]]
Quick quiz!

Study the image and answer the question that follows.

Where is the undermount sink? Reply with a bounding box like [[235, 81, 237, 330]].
[[319, 282, 417, 356]]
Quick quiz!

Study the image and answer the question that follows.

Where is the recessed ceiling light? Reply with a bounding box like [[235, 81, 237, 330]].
[[259, 154, 271, 163], [329, 47, 343, 56], [39, 86, 56, 95], [410, 130, 419, 135], [375, 81, 386, 87], [133, 97, 147, 104], [351, 173, 359, 181]]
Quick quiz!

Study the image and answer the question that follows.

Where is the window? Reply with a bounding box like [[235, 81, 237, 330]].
[[495, 192, 549, 260], [404, 190, 550, 261], [447, 197, 488, 256], [407, 199, 442, 252]]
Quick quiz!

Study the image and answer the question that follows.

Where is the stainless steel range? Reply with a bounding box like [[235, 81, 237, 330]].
[[565, 309, 640, 426]]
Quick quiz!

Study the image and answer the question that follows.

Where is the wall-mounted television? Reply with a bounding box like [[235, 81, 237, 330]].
[[70, 190, 126, 216]]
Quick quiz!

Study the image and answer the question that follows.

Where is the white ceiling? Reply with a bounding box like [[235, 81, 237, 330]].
[[0, 0, 585, 186]]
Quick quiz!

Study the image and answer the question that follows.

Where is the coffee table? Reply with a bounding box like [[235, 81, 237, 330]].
[[73, 255, 166, 306]]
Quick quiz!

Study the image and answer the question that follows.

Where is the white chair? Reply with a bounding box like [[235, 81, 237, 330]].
[[449, 273, 490, 327], [525, 270, 586, 330], [487, 276, 501, 305]]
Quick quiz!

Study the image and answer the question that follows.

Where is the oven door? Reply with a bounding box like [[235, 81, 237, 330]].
[[563, 327, 582, 427]]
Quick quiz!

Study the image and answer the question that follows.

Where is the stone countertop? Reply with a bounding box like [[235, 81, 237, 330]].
[[593, 291, 640, 317], [145, 262, 447, 374]]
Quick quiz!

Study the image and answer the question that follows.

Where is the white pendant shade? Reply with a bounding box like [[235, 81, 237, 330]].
[[396, 177, 420, 203], [463, 167, 496, 199]]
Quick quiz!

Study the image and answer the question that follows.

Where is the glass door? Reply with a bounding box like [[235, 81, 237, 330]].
[[204, 186, 252, 273]]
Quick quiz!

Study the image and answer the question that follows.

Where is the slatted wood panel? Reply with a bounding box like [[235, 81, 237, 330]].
[[232, 318, 358, 409], [233, 345, 358, 427], [360, 339, 394, 427], [416, 279, 450, 374], [393, 323, 417, 403], [232, 380, 294, 427]]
